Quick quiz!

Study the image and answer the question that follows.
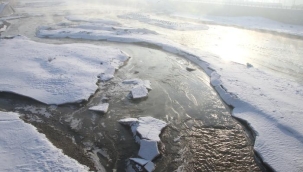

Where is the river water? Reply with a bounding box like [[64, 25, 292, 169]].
[[2, 2, 303, 172]]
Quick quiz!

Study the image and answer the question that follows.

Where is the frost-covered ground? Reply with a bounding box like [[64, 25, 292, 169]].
[[0, 111, 88, 171], [1, 0, 303, 171], [172, 13, 303, 37]]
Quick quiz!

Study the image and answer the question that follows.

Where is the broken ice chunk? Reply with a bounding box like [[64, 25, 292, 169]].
[[129, 158, 149, 166], [144, 161, 155, 172], [118, 118, 138, 126], [137, 117, 167, 142], [89, 103, 109, 113], [138, 139, 159, 161], [131, 85, 148, 99]]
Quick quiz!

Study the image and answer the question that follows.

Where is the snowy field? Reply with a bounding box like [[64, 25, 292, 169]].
[[1, 0, 303, 171]]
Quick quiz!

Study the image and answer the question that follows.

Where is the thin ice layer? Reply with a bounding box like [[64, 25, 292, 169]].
[[0, 36, 129, 105], [0, 111, 88, 171]]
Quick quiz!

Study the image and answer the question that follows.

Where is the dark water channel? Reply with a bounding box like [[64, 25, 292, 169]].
[[0, 41, 260, 171]]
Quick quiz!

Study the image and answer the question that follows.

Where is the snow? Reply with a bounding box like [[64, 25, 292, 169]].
[[0, 35, 129, 105], [172, 14, 303, 37], [89, 103, 109, 113], [138, 139, 160, 161], [0, 111, 88, 171]]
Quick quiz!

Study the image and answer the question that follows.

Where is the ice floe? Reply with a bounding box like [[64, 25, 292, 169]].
[[131, 85, 148, 99], [0, 35, 129, 104], [138, 139, 160, 160], [89, 103, 109, 113], [119, 116, 167, 142], [144, 161, 155, 172], [129, 158, 149, 166], [136, 117, 167, 142], [121, 78, 152, 99], [120, 117, 166, 171], [0, 111, 88, 171]]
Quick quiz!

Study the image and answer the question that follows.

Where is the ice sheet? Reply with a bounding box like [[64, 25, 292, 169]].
[[0, 36, 129, 105], [89, 103, 109, 113], [0, 111, 88, 171]]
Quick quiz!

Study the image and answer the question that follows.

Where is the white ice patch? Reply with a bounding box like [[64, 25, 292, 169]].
[[0, 36, 129, 104], [0, 111, 88, 171], [89, 103, 109, 113], [138, 139, 160, 161]]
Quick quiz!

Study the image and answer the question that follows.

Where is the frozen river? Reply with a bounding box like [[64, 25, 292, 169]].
[[1, 0, 303, 171]]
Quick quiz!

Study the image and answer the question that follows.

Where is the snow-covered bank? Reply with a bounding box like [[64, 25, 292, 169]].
[[171, 14, 303, 37], [0, 36, 129, 104], [36, 21, 303, 171], [0, 111, 88, 171]]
